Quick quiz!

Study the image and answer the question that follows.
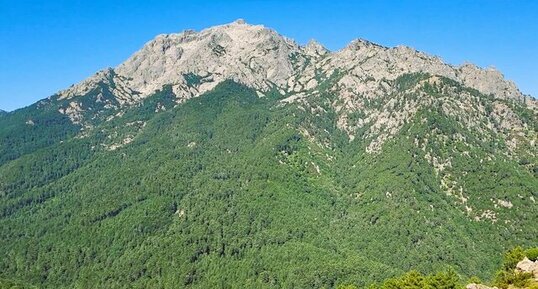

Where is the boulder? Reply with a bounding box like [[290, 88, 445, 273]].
[[516, 257, 538, 279]]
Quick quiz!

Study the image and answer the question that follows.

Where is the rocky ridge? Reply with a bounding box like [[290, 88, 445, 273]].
[[57, 19, 532, 105], [53, 20, 536, 157]]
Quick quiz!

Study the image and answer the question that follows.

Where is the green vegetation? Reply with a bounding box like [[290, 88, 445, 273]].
[[0, 277, 38, 289], [492, 246, 538, 289], [0, 76, 536, 288], [526, 248, 538, 262], [0, 100, 80, 166], [336, 246, 538, 289], [183, 73, 204, 86], [371, 268, 461, 289]]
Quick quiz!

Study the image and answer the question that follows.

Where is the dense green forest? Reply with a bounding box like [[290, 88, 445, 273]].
[[2, 246, 537, 288], [0, 76, 536, 288]]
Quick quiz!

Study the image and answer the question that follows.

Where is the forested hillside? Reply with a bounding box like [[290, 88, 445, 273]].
[[0, 76, 536, 288]]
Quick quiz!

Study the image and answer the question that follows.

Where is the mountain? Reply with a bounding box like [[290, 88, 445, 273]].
[[51, 19, 533, 126], [0, 20, 536, 289]]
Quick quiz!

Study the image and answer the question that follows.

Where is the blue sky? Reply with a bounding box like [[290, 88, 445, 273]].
[[1, 0, 536, 111]]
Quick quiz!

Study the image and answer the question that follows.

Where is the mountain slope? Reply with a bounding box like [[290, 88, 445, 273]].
[[53, 20, 533, 127], [0, 21, 536, 288]]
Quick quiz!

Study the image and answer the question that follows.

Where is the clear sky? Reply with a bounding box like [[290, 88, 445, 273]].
[[1, 0, 536, 111]]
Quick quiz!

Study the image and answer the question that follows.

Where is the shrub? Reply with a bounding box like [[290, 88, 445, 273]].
[[502, 246, 526, 270], [526, 247, 538, 261], [467, 276, 482, 284], [493, 246, 536, 288], [494, 269, 533, 289]]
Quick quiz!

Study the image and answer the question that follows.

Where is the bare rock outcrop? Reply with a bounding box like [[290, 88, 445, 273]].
[[58, 19, 530, 106], [53, 20, 536, 156], [114, 19, 304, 100], [516, 257, 538, 280]]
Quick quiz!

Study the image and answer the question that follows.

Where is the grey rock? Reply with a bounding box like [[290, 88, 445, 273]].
[[55, 20, 536, 156], [516, 257, 538, 279], [58, 20, 530, 105]]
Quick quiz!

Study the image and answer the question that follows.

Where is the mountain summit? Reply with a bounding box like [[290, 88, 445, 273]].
[[0, 20, 536, 288], [57, 20, 529, 105], [50, 20, 536, 154]]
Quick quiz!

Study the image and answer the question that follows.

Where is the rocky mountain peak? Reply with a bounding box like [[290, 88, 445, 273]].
[[57, 68, 115, 100], [304, 39, 329, 57], [231, 18, 247, 25], [57, 68, 140, 105], [56, 20, 532, 119], [456, 63, 523, 100], [111, 19, 301, 99], [345, 38, 386, 51]]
